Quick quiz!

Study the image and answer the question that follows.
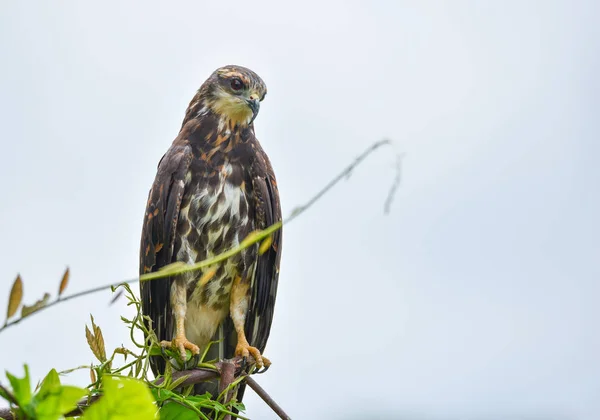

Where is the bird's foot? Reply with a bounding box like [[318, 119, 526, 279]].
[[235, 341, 271, 371], [184, 353, 201, 370], [160, 336, 200, 367]]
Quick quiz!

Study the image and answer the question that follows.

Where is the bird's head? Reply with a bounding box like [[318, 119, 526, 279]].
[[197, 65, 267, 127]]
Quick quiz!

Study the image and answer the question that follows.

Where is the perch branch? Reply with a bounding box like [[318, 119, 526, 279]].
[[0, 357, 288, 420], [247, 377, 291, 420]]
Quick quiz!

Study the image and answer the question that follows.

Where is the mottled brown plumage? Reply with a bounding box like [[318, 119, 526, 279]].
[[139, 65, 282, 402]]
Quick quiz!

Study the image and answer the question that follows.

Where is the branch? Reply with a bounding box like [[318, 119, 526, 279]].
[[384, 152, 405, 214], [1, 140, 400, 334], [218, 361, 236, 420], [0, 279, 138, 334], [158, 358, 291, 419], [0, 383, 18, 408], [246, 377, 291, 420], [285, 139, 392, 222], [153, 358, 244, 387]]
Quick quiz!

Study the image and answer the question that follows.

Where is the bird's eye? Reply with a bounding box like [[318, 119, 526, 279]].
[[230, 78, 243, 91]]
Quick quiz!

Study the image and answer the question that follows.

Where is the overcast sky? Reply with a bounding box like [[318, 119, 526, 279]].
[[1, 1, 599, 419]]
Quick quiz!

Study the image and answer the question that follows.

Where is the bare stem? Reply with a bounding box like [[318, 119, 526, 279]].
[[219, 360, 236, 420], [0, 140, 399, 335], [0, 279, 138, 334], [246, 377, 291, 420]]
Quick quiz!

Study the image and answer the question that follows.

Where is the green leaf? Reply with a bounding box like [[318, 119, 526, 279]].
[[38, 369, 60, 391], [231, 401, 246, 412], [36, 385, 86, 419], [6, 365, 32, 406], [82, 376, 155, 420], [182, 394, 212, 404], [159, 402, 199, 420], [32, 369, 87, 420], [151, 387, 176, 404], [0, 385, 11, 401], [149, 345, 165, 356]]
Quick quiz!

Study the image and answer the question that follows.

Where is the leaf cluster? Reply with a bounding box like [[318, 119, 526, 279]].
[[3, 268, 70, 330], [0, 283, 247, 419]]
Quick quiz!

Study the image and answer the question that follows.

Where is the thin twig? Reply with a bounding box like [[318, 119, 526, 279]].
[[156, 368, 217, 387], [0, 140, 398, 334], [139, 139, 398, 283], [286, 139, 392, 222], [0, 383, 18, 407], [384, 152, 405, 214], [0, 279, 138, 333], [138, 221, 282, 282], [246, 377, 291, 420], [0, 406, 14, 419]]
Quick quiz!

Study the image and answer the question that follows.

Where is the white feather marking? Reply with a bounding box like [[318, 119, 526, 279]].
[[195, 105, 209, 118], [177, 203, 199, 263], [222, 183, 241, 218], [178, 175, 252, 349], [185, 303, 227, 349]]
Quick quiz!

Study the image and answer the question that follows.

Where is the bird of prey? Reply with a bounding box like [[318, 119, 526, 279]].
[[139, 65, 282, 399]]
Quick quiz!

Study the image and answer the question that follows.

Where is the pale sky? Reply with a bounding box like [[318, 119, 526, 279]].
[[0, 1, 599, 419]]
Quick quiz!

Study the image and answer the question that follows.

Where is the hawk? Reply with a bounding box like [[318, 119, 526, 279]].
[[139, 65, 282, 399]]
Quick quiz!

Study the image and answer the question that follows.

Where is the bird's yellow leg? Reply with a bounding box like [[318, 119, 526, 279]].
[[230, 275, 270, 369], [160, 279, 200, 360]]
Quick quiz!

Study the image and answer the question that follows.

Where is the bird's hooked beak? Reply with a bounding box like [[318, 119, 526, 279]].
[[247, 97, 260, 124]]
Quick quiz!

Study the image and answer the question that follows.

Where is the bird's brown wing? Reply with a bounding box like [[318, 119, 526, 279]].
[[139, 141, 192, 375], [245, 151, 283, 352]]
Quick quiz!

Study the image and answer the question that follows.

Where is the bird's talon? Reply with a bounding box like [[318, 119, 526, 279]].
[[235, 343, 268, 370], [161, 336, 200, 363], [159, 344, 170, 360], [184, 353, 200, 370], [255, 362, 271, 374]]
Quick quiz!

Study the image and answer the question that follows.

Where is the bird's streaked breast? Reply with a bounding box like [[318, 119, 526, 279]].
[[175, 160, 255, 347]]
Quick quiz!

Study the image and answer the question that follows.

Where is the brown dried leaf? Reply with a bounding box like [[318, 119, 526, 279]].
[[58, 267, 70, 297], [113, 346, 130, 361], [85, 315, 107, 363], [6, 274, 23, 320], [85, 326, 94, 357], [258, 235, 273, 255], [20, 293, 50, 318], [89, 368, 96, 384]]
